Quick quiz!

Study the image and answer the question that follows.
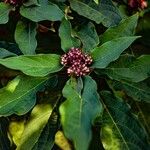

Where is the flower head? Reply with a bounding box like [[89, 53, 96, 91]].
[[61, 47, 93, 77], [4, 0, 24, 6], [128, 0, 148, 9]]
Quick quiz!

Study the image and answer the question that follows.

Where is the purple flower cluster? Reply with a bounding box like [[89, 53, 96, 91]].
[[4, 0, 17, 5], [61, 47, 93, 77], [128, 0, 147, 9], [4, 0, 24, 5]]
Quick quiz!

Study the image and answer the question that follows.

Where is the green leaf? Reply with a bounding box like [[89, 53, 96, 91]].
[[0, 54, 62, 77], [100, 91, 150, 150], [16, 104, 53, 150], [20, 2, 64, 22], [100, 13, 139, 44], [77, 22, 99, 52], [0, 76, 47, 116], [0, 2, 12, 24], [59, 19, 81, 52], [100, 55, 150, 82], [69, 0, 121, 27], [0, 48, 16, 58], [91, 36, 139, 69], [15, 21, 37, 55], [0, 75, 54, 116], [111, 80, 150, 103], [59, 76, 103, 150]]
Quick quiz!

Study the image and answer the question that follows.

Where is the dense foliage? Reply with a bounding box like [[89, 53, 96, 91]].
[[0, 0, 150, 150]]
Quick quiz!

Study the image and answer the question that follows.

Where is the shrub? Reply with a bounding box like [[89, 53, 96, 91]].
[[0, 0, 150, 149]]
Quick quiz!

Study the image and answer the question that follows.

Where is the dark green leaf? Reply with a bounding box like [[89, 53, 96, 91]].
[[59, 19, 81, 52], [15, 21, 37, 55], [20, 2, 64, 22], [91, 36, 139, 69], [0, 118, 10, 150], [111, 80, 150, 103], [100, 55, 150, 82], [0, 48, 16, 58], [59, 76, 103, 150], [0, 41, 21, 55], [89, 126, 105, 150], [69, 0, 121, 27], [32, 111, 59, 150], [101, 91, 150, 150], [0, 54, 62, 77], [32, 90, 60, 150], [0, 75, 53, 116], [0, 2, 12, 24], [77, 22, 99, 52], [100, 13, 139, 44]]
